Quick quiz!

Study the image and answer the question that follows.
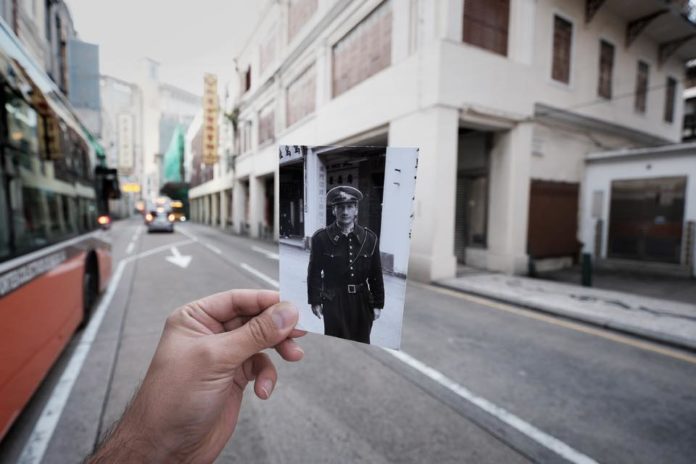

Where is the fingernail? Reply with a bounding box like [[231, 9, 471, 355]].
[[272, 303, 297, 329], [294, 345, 304, 355], [260, 379, 273, 399]]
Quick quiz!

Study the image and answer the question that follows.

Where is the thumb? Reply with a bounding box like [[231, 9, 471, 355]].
[[224, 301, 299, 364]]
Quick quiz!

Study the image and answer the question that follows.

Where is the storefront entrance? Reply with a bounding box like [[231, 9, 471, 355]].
[[608, 176, 686, 263]]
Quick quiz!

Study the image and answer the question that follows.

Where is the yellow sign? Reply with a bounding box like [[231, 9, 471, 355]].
[[121, 183, 141, 193], [203, 73, 219, 165]]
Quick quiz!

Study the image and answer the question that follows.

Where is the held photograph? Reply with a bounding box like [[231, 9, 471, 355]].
[[279, 145, 419, 349]]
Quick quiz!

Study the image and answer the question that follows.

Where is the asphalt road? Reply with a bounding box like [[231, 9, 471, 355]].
[[2, 217, 695, 463]]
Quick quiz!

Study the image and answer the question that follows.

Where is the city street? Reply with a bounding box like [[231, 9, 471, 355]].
[[2, 218, 695, 464]]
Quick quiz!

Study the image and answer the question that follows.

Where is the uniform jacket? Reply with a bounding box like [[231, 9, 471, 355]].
[[307, 222, 385, 309]]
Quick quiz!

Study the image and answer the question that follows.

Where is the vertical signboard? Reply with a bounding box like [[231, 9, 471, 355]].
[[203, 73, 219, 165], [118, 114, 134, 172]]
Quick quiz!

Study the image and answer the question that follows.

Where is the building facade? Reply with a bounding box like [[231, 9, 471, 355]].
[[138, 58, 201, 201], [191, 0, 696, 282], [100, 75, 144, 216]]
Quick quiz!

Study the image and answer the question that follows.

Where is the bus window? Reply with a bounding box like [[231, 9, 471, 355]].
[[0, 169, 10, 259], [4, 91, 40, 157]]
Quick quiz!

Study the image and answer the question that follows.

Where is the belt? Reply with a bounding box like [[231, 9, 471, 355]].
[[335, 282, 367, 294]]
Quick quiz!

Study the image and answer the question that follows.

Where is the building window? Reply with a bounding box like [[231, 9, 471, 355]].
[[552, 15, 572, 84], [286, 64, 316, 127], [240, 120, 252, 153], [259, 32, 276, 76], [332, 1, 392, 98], [258, 103, 275, 146], [244, 67, 251, 93], [598, 40, 614, 99], [635, 61, 649, 113], [288, 0, 317, 42], [462, 0, 510, 56], [664, 77, 677, 123]]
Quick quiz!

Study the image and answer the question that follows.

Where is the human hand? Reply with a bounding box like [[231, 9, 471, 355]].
[[373, 308, 382, 320], [89, 290, 305, 464], [311, 304, 323, 319]]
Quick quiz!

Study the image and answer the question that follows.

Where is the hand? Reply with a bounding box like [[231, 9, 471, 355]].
[[88, 290, 305, 464], [311, 304, 323, 319], [373, 308, 382, 320]]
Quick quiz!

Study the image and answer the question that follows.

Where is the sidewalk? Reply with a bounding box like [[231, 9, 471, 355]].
[[437, 269, 696, 351]]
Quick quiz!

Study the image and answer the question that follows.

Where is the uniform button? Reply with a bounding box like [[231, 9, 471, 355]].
[[351, 273, 354, 277]]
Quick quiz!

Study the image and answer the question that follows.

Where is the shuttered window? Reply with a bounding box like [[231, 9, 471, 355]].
[[288, 0, 317, 42], [664, 77, 677, 123], [635, 61, 649, 113], [552, 16, 572, 84], [598, 40, 614, 99], [332, 1, 392, 98], [287, 64, 316, 127], [258, 103, 275, 146], [462, 0, 509, 56]]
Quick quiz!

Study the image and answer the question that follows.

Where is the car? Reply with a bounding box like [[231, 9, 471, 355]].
[[145, 204, 175, 233]]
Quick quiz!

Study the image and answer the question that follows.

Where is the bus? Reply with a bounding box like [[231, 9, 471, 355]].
[[0, 18, 115, 440]]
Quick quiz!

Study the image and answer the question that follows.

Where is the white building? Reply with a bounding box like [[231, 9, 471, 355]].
[[191, 0, 696, 283], [581, 143, 696, 277], [138, 58, 201, 200], [100, 75, 144, 216]]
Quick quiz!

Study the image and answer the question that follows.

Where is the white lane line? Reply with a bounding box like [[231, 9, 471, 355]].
[[177, 227, 198, 242], [204, 243, 222, 255], [177, 227, 221, 255], [17, 241, 193, 464], [126, 242, 135, 255], [385, 350, 599, 464], [252, 246, 279, 260], [240, 263, 279, 288]]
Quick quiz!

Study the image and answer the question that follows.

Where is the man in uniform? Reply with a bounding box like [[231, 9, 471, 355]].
[[307, 185, 384, 344]]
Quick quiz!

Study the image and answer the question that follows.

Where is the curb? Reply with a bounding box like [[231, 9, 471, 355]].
[[435, 282, 696, 353]]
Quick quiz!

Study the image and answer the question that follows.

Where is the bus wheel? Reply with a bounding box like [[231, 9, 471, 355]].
[[81, 254, 100, 327]]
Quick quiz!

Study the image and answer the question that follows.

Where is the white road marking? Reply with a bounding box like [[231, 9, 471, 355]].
[[177, 227, 198, 242], [385, 349, 599, 464], [126, 242, 135, 255], [252, 245, 279, 260], [240, 263, 279, 288], [204, 243, 222, 255], [17, 240, 192, 464], [165, 246, 192, 268]]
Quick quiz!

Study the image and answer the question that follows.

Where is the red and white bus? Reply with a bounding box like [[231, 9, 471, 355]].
[[0, 19, 114, 440]]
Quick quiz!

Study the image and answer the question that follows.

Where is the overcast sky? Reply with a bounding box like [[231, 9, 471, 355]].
[[64, 0, 268, 96]]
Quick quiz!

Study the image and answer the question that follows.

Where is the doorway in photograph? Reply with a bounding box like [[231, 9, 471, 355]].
[[607, 176, 686, 263], [279, 161, 304, 239]]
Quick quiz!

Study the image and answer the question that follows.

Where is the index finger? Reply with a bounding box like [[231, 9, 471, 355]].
[[194, 289, 280, 323]]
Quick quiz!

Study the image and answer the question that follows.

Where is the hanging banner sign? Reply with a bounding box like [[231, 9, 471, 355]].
[[202, 73, 219, 165]]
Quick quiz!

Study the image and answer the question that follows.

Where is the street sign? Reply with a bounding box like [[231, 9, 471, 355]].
[[121, 183, 141, 193], [203, 73, 219, 165]]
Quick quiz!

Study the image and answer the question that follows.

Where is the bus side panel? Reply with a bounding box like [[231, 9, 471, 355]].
[[96, 248, 112, 292], [0, 253, 85, 441]]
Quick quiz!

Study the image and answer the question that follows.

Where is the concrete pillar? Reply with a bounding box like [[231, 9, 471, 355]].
[[220, 190, 228, 230], [486, 122, 533, 274], [212, 193, 219, 227], [204, 195, 211, 225], [389, 106, 458, 282], [249, 175, 265, 238], [233, 179, 247, 235]]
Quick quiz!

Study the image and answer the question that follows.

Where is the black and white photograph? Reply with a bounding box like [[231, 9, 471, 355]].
[[279, 145, 418, 349]]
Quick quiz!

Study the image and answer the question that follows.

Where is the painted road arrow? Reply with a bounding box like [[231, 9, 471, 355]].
[[165, 246, 192, 268]]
